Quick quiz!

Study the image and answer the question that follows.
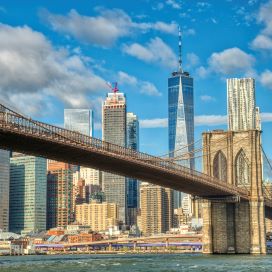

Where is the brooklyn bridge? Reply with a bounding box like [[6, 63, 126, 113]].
[[0, 103, 271, 254]]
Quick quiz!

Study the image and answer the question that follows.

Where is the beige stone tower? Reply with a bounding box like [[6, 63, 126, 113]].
[[201, 130, 266, 254]]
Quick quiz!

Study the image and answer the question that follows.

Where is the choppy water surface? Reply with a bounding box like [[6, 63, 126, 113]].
[[0, 254, 272, 272]]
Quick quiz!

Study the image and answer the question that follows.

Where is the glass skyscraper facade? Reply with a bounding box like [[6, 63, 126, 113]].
[[9, 155, 47, 234], [64, 109, 93, 136], [102, 92, 127, 224], [168, 71, 194, 208], [126, 112, 139, 226], [0, 150, 10, 231]]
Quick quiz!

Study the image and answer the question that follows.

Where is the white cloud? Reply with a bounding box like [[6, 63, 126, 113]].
[[166, 0, 181, 9], [152, 3, 164, 11], [140, 118, 168, 128], [186, 53, 200, 68], [184, 28, 196, 36], [141, 81, 162, 96], [123, 37, 177, 69], [118, 71, 161, 96], [0, 23, 106, 117], [200, 95, 215, 102], [261, 112, 272, 122], [252, 34, 272, 50], [196, 66, 210, 78], [195, 115, 227, 126], [40, 8, 178, 47], [260, 70, 272, 89], [140, 115, 227, 128], [251, 0, 272, 51], [208, 48, 255, 74], [197, 2, 211, 8], [139, 112, 272, 129], [197, 47, 255, 77]]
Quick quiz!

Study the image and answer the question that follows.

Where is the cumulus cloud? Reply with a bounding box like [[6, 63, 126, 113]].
[[118, 71, 161, 96], [123, 37, 177, 69], [260, 70, 272, 89], [251, 0, 272, 51], [197, 47, 255, 77], [0, 23, 106, 117], [40, 8, 178, 47], [252, 34, 272, 50]]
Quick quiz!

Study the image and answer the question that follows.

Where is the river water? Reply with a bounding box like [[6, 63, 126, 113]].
[[0, 254, 272, 272]]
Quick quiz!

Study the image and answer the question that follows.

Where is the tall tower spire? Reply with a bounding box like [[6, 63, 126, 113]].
[[178, 25, 182, 72]]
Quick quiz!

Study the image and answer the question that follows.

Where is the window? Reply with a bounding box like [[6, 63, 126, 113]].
[[213, 151, 227, 182]]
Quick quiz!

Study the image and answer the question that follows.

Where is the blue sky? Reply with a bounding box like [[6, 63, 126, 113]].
[[0, 0, 272, 160]]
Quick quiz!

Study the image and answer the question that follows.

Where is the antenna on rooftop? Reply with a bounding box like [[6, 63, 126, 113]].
[[178, 25, 182, 72]]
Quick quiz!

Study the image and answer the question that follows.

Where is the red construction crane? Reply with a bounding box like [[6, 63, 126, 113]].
[[106, 82, 119, 93]]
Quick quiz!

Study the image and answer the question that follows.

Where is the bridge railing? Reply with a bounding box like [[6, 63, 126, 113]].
[[0, 111, 248, 196]]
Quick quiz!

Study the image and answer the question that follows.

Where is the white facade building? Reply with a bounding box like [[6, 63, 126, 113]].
[[227, 78, 257, 131]]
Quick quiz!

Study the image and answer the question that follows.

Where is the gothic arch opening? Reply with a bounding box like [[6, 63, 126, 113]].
[[235, 149, 250, 186], [213, 151, 227, 182]]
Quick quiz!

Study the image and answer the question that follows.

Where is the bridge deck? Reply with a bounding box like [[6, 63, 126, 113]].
[[0, 110, 267, 204]]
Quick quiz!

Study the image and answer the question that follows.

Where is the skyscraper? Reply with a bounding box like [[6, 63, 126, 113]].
[[102, 91, 127, 224], [64, 109, 93, 136], [126, 112, 139, 226], [168, 27, 194, 208], [47, 161, 73, 229], [227, 78, 256, 131], [9, 154, 47, 234], [0, 150, 10, 231], [139, 183, 173, 236], [64, 108, 100, 180]]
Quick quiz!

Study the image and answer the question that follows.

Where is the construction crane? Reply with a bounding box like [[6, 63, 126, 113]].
[[105, 82, 119, 93]]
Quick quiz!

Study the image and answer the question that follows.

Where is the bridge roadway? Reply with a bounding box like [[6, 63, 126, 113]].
[[0, 105, 271, 206]]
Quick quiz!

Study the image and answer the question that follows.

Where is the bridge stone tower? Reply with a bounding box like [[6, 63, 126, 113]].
[[202, 129, 266, 254]]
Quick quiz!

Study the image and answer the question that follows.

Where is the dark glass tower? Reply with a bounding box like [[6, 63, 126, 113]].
[[168, 27, 194, 208], [126, 112, 139, 226]]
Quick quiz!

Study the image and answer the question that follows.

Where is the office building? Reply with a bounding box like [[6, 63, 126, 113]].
[[102, 91, 127, 223], [76, 201, 118, 231], [80, 167, 101, 186], [127, 112, 139, 226], [0, 150, 10, 231], [168, 27, 194, 208], [227, 78, 256, 131], [64, 109, 93, 136], [47, 161, 73, 229], [139, 182, 173, 236], [64, 108, 100, 183], [9, 155, 47, 234]]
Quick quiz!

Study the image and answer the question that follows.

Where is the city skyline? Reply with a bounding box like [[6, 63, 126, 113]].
[[0, 0, 271, 159]]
